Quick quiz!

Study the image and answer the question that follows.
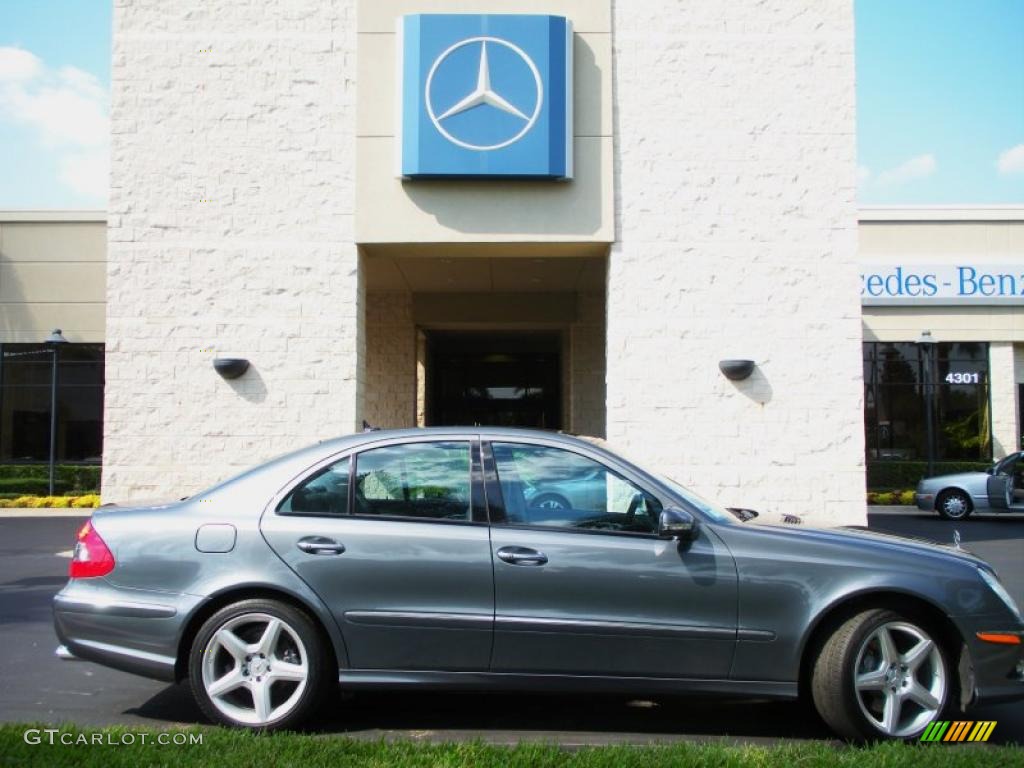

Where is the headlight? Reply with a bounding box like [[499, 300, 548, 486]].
[[978, 567, 1022, 620]]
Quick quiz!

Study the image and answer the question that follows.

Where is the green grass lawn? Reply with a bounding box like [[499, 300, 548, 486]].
[[1, 724, 1019, 768]]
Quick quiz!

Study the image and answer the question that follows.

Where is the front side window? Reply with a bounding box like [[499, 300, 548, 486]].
[[491, 442, 661, 534], [278, 457, 350, 516], [354, 441, 471, 521]]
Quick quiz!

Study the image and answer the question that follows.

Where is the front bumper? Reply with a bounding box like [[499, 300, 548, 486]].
[[962, 622, 1024, 707], [53, 578, 203, 683]]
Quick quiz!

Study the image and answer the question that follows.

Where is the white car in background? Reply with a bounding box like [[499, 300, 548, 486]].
[[915, 451, 1024, 520]]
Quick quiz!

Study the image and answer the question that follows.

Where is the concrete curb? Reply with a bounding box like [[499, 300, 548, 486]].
[[0, 509, 92, 518]]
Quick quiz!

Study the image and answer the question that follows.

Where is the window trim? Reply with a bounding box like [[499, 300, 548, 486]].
[[481, 439, 664, 538]]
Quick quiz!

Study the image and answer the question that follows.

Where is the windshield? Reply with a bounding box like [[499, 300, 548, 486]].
[[993, 452, 1022, 475], [660, 476, 733, 524]]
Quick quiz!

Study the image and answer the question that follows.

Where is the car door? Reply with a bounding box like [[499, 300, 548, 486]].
[[986, 451, 1020, 510], [261, 436, 494, 671], [483, 438, 739, 679]]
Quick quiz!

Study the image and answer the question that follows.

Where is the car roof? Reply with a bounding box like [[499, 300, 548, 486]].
[[322, 426, 605, 451]]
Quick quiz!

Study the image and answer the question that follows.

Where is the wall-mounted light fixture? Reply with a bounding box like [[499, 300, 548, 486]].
[[719, 359, 755, 381], [213, 358, 250, 380]]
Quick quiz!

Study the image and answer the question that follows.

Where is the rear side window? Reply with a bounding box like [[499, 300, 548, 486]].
[[278, 457, 350, 516], [354, 441, 471, 521]]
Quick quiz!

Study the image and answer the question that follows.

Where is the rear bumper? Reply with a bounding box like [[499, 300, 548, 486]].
[[52, 579, 202, 683], [913, 492, 934, 511]]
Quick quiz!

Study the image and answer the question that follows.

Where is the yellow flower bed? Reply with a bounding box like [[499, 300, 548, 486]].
[[0, 494, 101, 509]]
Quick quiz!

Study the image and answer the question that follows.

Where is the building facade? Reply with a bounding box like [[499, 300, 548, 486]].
[[4, 202, 1023, 518], [31, 3, 1024, 525], [93, 0, 868, 524]]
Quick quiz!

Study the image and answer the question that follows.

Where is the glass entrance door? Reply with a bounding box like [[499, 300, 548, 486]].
[[426, 332, 561, 429]]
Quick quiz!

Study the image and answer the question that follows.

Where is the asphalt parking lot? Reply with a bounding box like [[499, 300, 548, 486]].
[[0, 508, 1020, 745]]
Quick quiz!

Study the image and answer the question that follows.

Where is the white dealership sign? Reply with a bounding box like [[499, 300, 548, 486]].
[[860, 263, 1024, 305]]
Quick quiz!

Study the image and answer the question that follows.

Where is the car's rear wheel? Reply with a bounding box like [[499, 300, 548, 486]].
[[189, 599, 330, 730], [811, 608, 952, 741], [936, 489, 972, 520], [532, 492, 572, 510]]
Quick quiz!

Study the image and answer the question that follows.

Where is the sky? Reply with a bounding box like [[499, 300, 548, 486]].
[[0, 1, 1022, 208]]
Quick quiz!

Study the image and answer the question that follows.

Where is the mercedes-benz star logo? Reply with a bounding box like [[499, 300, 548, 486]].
[[425, 36, 543, 151]]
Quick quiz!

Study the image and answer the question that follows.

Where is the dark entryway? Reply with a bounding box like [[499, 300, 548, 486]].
[[426, 331, 561, 429]]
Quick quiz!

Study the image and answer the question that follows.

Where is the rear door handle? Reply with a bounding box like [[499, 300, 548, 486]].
[[496, 546, 548, 566], [296, 536, 345, 556]]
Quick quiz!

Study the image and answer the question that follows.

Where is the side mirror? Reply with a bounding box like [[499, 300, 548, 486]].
[[658, 507, 698, 541]]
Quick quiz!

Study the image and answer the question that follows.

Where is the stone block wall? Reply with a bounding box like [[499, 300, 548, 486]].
[[607, 0, 866, 524], [104, 0, 362, 500]]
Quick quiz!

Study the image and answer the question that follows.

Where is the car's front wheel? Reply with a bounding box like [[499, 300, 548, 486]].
[[936, 489, 973, 520], [189, 598, 330, 729], [811, 608, 952, 741]]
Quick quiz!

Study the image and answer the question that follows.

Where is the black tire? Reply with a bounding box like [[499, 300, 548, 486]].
[[188, 598, 331, 730], [936, 489, 973, 520], [531, 492, 572, 510], [811, 608, 955, 742]]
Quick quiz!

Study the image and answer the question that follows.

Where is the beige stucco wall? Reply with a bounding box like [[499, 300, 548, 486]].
[[861, 213, 1024, 343], [0, 213, 106, 343], [860, 212, 1024, 460], [354, 0, 613, 243]]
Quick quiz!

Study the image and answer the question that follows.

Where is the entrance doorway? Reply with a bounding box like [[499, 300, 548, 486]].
[[426, 331, 562, 429]]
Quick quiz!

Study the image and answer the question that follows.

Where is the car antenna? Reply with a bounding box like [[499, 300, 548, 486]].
[[362, 420, 380, 433]]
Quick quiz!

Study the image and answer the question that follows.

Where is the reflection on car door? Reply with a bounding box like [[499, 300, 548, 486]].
[[261, 437, 494, 672], [483, 439, 739, 679]]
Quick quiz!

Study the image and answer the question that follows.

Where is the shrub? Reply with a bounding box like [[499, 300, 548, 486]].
[[0, 499, 9, 508], [0, 478, 72, 495], [867, 489, 917, 506], [50, 496, 71, 508], [72, 494, 101, 508], [0, 464, 101, 492], [867, 460, 990, 491]]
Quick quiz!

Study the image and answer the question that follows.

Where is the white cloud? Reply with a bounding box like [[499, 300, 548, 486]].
[[996, 143, 1024, 175], [0, 46, 108, 204], [857, 165, 871, 191], [876, 154, 936, 187], [60, 150, 109, 200], [0, 47, 41, 82]]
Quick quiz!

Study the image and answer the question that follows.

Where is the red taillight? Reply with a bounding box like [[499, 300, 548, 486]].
[[69, 520, 115, 579]]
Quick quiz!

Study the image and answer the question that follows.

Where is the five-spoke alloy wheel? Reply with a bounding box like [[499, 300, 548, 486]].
[[851, 621, 946, 737], [812, 608, 953, 741], [190, 599, 329, 729]]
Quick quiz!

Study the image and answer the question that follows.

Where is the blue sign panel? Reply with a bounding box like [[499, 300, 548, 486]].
[[398, 14, 573, 180]]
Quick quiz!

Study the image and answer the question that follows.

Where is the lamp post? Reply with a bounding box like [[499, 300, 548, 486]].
[[44, 329, 68, 495], [918, 330, 937, 477]]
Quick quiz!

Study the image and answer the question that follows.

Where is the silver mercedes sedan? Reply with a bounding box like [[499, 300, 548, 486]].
[[54, 428, 1024, 740], [915, 451, 1024, 520]]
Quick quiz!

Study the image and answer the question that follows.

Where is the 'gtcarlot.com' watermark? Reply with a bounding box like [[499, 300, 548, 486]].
[[23, 728, 203, 746]]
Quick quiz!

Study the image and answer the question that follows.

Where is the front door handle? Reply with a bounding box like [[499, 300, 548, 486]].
[[496, 546, 548, 566], [296, 536, 345, 556]]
